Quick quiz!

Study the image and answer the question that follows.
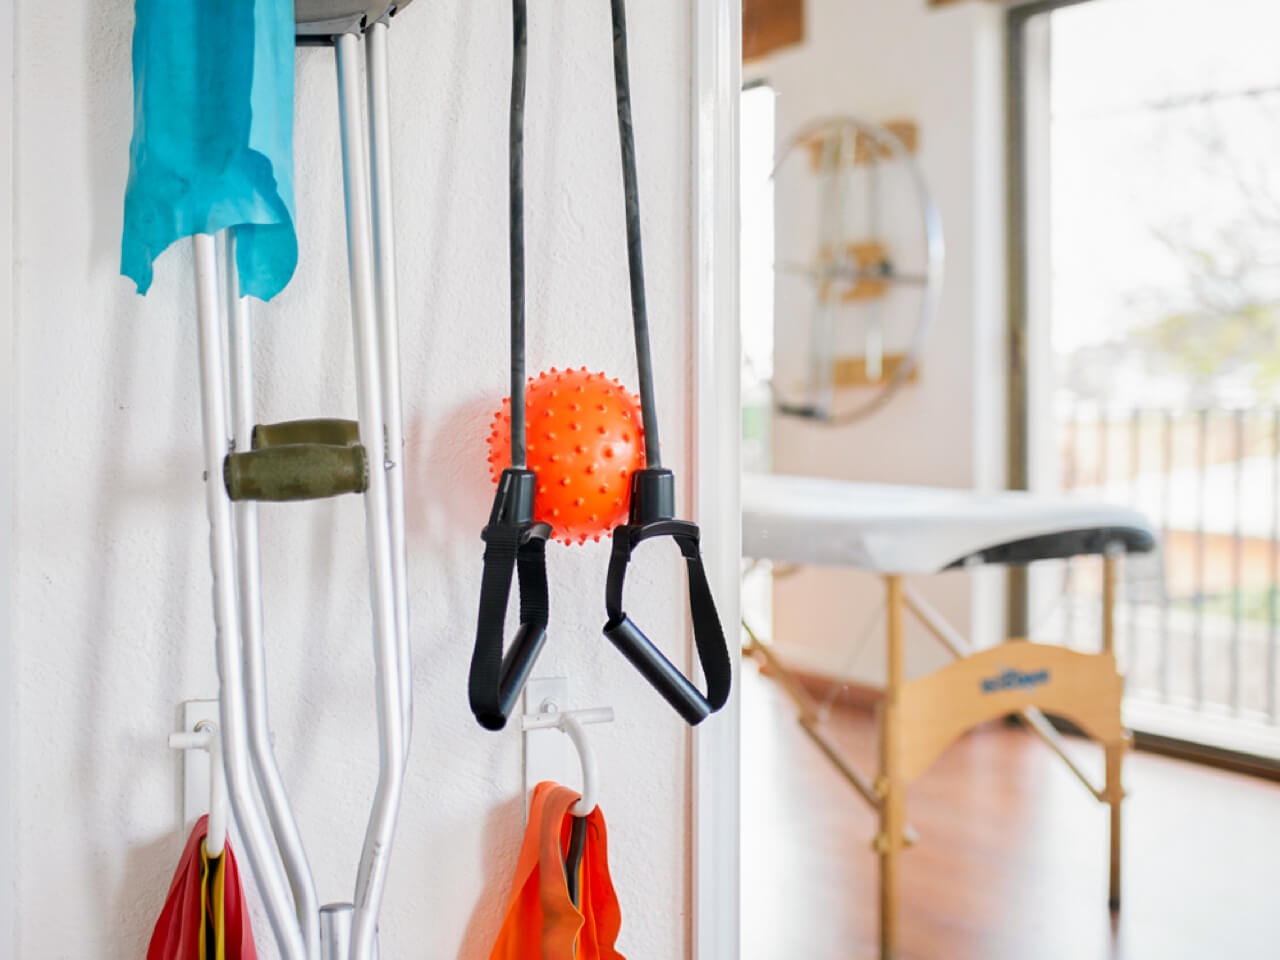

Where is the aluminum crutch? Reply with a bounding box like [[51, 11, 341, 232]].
[[191, 6, 416, 960]]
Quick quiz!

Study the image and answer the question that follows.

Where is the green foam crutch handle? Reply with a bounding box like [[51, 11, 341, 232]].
[[252, 418, 361, 450], [224, 444, 369, 502]]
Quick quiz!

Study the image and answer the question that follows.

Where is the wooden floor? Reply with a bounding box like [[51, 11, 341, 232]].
[[741, 665, 1280, 960]]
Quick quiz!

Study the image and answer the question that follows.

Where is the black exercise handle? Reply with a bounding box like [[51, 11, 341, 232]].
[[598, 5, 732, 724], [469, 469, 552, 730], [603, 516, 731, 726]]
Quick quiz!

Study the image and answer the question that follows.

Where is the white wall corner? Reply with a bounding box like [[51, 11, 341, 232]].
[[690, 0, 741, 957]]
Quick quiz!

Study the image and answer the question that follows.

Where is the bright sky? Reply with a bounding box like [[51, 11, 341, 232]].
[[1048, 0, 1280, 356], [740, 85, 776, 392]]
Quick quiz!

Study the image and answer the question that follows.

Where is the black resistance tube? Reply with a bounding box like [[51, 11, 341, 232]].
[[608, 0, 662, 469], [509, 0, 528, 468], [468, 0, 550, 732]]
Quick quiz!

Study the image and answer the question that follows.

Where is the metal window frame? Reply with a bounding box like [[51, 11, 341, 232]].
[[1003, 0, 1280, 776], [1004, 0, 1095, 641]]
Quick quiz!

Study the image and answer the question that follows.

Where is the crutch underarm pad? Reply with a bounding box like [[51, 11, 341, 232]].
[[603, 518, 731, 726], [252, 418, 360, 449], [469, 469, 552, 731], [224, 443, 368, 502]]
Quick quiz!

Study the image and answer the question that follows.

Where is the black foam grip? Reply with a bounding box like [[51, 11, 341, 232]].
[[603, 521, 731, 725]]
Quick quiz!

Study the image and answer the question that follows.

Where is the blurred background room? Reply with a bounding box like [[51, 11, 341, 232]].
[[738, 1, 1280, 957]]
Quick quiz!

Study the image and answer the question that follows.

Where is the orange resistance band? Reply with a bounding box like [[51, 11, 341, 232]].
[[488, 782, 626, 960]]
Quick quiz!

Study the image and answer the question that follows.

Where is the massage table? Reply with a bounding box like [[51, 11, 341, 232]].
[[742, 473, 1158, 958]]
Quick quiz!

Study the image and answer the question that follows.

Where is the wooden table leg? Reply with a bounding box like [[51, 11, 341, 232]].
[[878, 575, 905, 959], [1102, 553, 1117, 656], [1101, 552, 1123, 911], [1106, 741, 1123, 910]]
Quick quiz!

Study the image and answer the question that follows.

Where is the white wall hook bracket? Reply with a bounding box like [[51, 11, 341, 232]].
[[521, 678, 614, 817], [170, 698, 229, 857]]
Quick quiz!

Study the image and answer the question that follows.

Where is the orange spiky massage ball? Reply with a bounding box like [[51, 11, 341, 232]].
[[487, 367, 646, 544]]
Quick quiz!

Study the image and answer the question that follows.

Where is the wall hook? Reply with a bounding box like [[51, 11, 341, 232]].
[[170, 719, 228, 857], [521, 704, 614, 816]]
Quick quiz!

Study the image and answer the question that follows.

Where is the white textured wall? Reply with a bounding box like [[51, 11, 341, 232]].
[[1, 0, 16, 954], [747, 0, 1007, 683], [12, 1, 701, 956]]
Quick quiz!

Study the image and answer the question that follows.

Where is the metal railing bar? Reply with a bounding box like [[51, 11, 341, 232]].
[[1064, 407, 1079, 649], [1098, 404, 1110, 498], [1097, 406, 1110, 653], [1270, 408, 1280, 724], [1231, 409, 1245, 714], [1127, 408, 1141, 675], [1160, 409, 1173, 702], [1194, 408, 1208, 708]]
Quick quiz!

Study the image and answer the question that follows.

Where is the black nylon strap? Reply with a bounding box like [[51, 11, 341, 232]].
[[682, 542, 732, 712], [603, 523, 731, 724], [516, 534, 548, 627], [469, 522, 550, 730], [473, 526, 520, 692]]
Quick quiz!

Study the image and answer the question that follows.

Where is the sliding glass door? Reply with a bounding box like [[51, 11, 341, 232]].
[[1010, 0, 1280, 759]]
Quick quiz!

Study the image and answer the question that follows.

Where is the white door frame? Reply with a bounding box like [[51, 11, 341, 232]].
[[691, 0, 741, 957]]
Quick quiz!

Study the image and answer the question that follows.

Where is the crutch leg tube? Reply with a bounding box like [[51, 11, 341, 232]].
[[193, 233, 309, 960], [319, 904, 354, 960], [365, 17, 413, 751], [334, 29, 407, 960], [225, 234, 322, 959]]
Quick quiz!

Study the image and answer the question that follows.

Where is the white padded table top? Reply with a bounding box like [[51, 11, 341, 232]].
[[743, 473, 1157, 574]]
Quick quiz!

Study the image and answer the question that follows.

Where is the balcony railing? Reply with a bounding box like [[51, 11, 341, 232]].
[[1035, 406, 1280, 755]]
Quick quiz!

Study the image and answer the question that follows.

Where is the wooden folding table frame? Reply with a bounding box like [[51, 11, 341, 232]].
[[745, 554, 1129, 959]]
